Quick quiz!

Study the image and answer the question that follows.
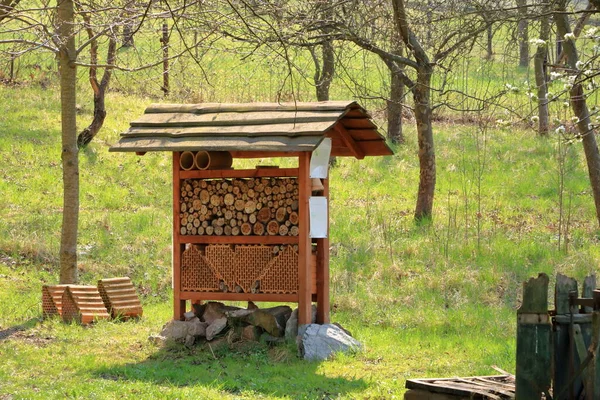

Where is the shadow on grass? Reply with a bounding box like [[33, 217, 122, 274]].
[[0, 318, 39, 342], [94, 339, 367, 398]]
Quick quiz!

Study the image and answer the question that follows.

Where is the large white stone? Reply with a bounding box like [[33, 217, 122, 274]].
[[298, 323, 362, 361]]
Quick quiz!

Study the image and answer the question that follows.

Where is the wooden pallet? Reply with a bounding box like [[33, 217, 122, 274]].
[[97, 277, 143, 319], [61, 285, 110, 325], [405, 375, 515, 400]]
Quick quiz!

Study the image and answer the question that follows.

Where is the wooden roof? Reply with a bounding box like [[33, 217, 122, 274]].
[[109, 101, 393, 158]]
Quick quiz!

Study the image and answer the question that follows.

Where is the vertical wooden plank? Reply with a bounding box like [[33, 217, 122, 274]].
[[516, 273, 551, 400], [556, 273, 578, 315], [592, 302, 600, 399], [173, 152, 184, 320], [298, 152, 311, 325], [316, 176, 330, 324], [583, 274, 596, 313]]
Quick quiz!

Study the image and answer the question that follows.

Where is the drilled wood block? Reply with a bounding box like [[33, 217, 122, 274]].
[[97, 277, 143, 319], [42, 285, 69, 318], [61, 285, 110, 325]]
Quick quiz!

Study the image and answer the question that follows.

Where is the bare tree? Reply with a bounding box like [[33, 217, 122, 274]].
[[0, 0, 215, 282], [554, 0, 600, 227], [517, 0, 529, 67], [533, 3, 550, 136], [57, 0, 79, 283]]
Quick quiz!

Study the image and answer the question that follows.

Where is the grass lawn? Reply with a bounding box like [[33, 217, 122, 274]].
[[1, 80, 600, 398]]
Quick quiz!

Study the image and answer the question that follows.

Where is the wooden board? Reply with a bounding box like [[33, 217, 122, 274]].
[[144, 101, 361, 114], [109, 136, 323, 153], [131, 110, 343, 127], [406, 375, 515, 399]]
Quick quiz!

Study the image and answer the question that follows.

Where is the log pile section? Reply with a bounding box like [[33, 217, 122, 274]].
[[179, 177, 299, 236], [179, 178, 299, 236]]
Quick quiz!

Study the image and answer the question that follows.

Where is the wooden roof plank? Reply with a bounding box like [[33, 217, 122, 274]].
[[122, 121, 336, 138], [108, 136, 323, 153], [145, 101, 361, 114], [131, 110, 344, 128], [332, 123, 365, 160]]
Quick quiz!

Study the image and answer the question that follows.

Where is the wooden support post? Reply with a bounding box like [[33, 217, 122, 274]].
[[173, 152, 184, 320], [316, 176, 330, 324], [516, 273, 551, 399], [592, 310, 600, 399], [297, 152, 312, 325]]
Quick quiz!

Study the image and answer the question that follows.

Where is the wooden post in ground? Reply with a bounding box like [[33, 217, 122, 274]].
[[297, 152, 312, 325], [591, 290, 600, 399], [516, 273, 551, 399], [316, 176, 330, 324], [173, 152, 185, 320]]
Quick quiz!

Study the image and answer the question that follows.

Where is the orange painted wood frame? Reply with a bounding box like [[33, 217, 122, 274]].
[[173, 152, 185, 319], [316, 176, 330, 324], [297, 152, 312, 325], [171, 151, 330, 323]]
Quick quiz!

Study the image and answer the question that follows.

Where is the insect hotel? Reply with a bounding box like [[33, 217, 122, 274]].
[[110, 101, 392, 325]]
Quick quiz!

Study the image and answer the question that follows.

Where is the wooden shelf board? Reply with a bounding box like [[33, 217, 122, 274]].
[[179, 292, 299, 303], [179, 235, 299, 244], [180, 168, 298, 179]]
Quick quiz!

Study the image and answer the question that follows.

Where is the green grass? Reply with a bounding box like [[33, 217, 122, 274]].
[[2, 69, 600, 399]]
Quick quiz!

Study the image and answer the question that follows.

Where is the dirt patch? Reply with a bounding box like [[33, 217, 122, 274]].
[[0, 326, 54, 347]]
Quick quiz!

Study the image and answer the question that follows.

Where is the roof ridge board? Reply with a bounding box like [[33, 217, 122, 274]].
[[121, 130, 326, 138], [129, 112, 343, 128], [144, 101, 359, 114]]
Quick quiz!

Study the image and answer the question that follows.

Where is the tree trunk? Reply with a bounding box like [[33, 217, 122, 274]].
[[486, 24, 493, 60], [315, 40, 334, 101], [517, 0, 529, 67], [413, 68, 435, 221], [555, 1, 600, 228], [534, 10, 550, 136], [387, 64, 404, 144], [57, 0, 78, 284]]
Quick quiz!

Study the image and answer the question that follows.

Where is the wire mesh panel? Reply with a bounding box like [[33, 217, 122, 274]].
[[205, 245, 237, 291], [181, 245, 221, 292], [235, 245, 273, 293], [259, 245, 299, 294]]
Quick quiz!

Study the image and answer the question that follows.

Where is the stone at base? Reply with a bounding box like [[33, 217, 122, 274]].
[[148, 334, 167, 345], [298, 323, 362, 361], [184, 334, 195, 348], [284, 305, 317, 341], [241, 325, 262, 341], [206, 317, 228, 341], [159, 320, 191, 341]]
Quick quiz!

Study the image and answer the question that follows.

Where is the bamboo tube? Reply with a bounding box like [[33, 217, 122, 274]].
[[194, 151, 233, 170], [179, 151, 196, 170]]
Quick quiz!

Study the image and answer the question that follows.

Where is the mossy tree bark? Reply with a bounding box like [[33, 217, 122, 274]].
[[534, 7, 550, 136], [57, 0, 78, 284]]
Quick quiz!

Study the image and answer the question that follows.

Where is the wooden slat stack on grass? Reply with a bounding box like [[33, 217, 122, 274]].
[[97, 277, 143, 320], [61, 285, 110, 325]]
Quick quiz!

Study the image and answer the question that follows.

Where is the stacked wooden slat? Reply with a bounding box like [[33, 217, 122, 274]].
[[179, 177, 299, 236], [61, 285, 111, 325], [97, 277, 143, 320], [42, 284, 69, 318]]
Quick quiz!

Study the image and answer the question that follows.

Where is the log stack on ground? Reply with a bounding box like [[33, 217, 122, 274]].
[[179, 177, 300, 236]]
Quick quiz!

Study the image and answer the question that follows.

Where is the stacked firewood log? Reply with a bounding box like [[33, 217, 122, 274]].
[[179, 177, 300, 236]]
